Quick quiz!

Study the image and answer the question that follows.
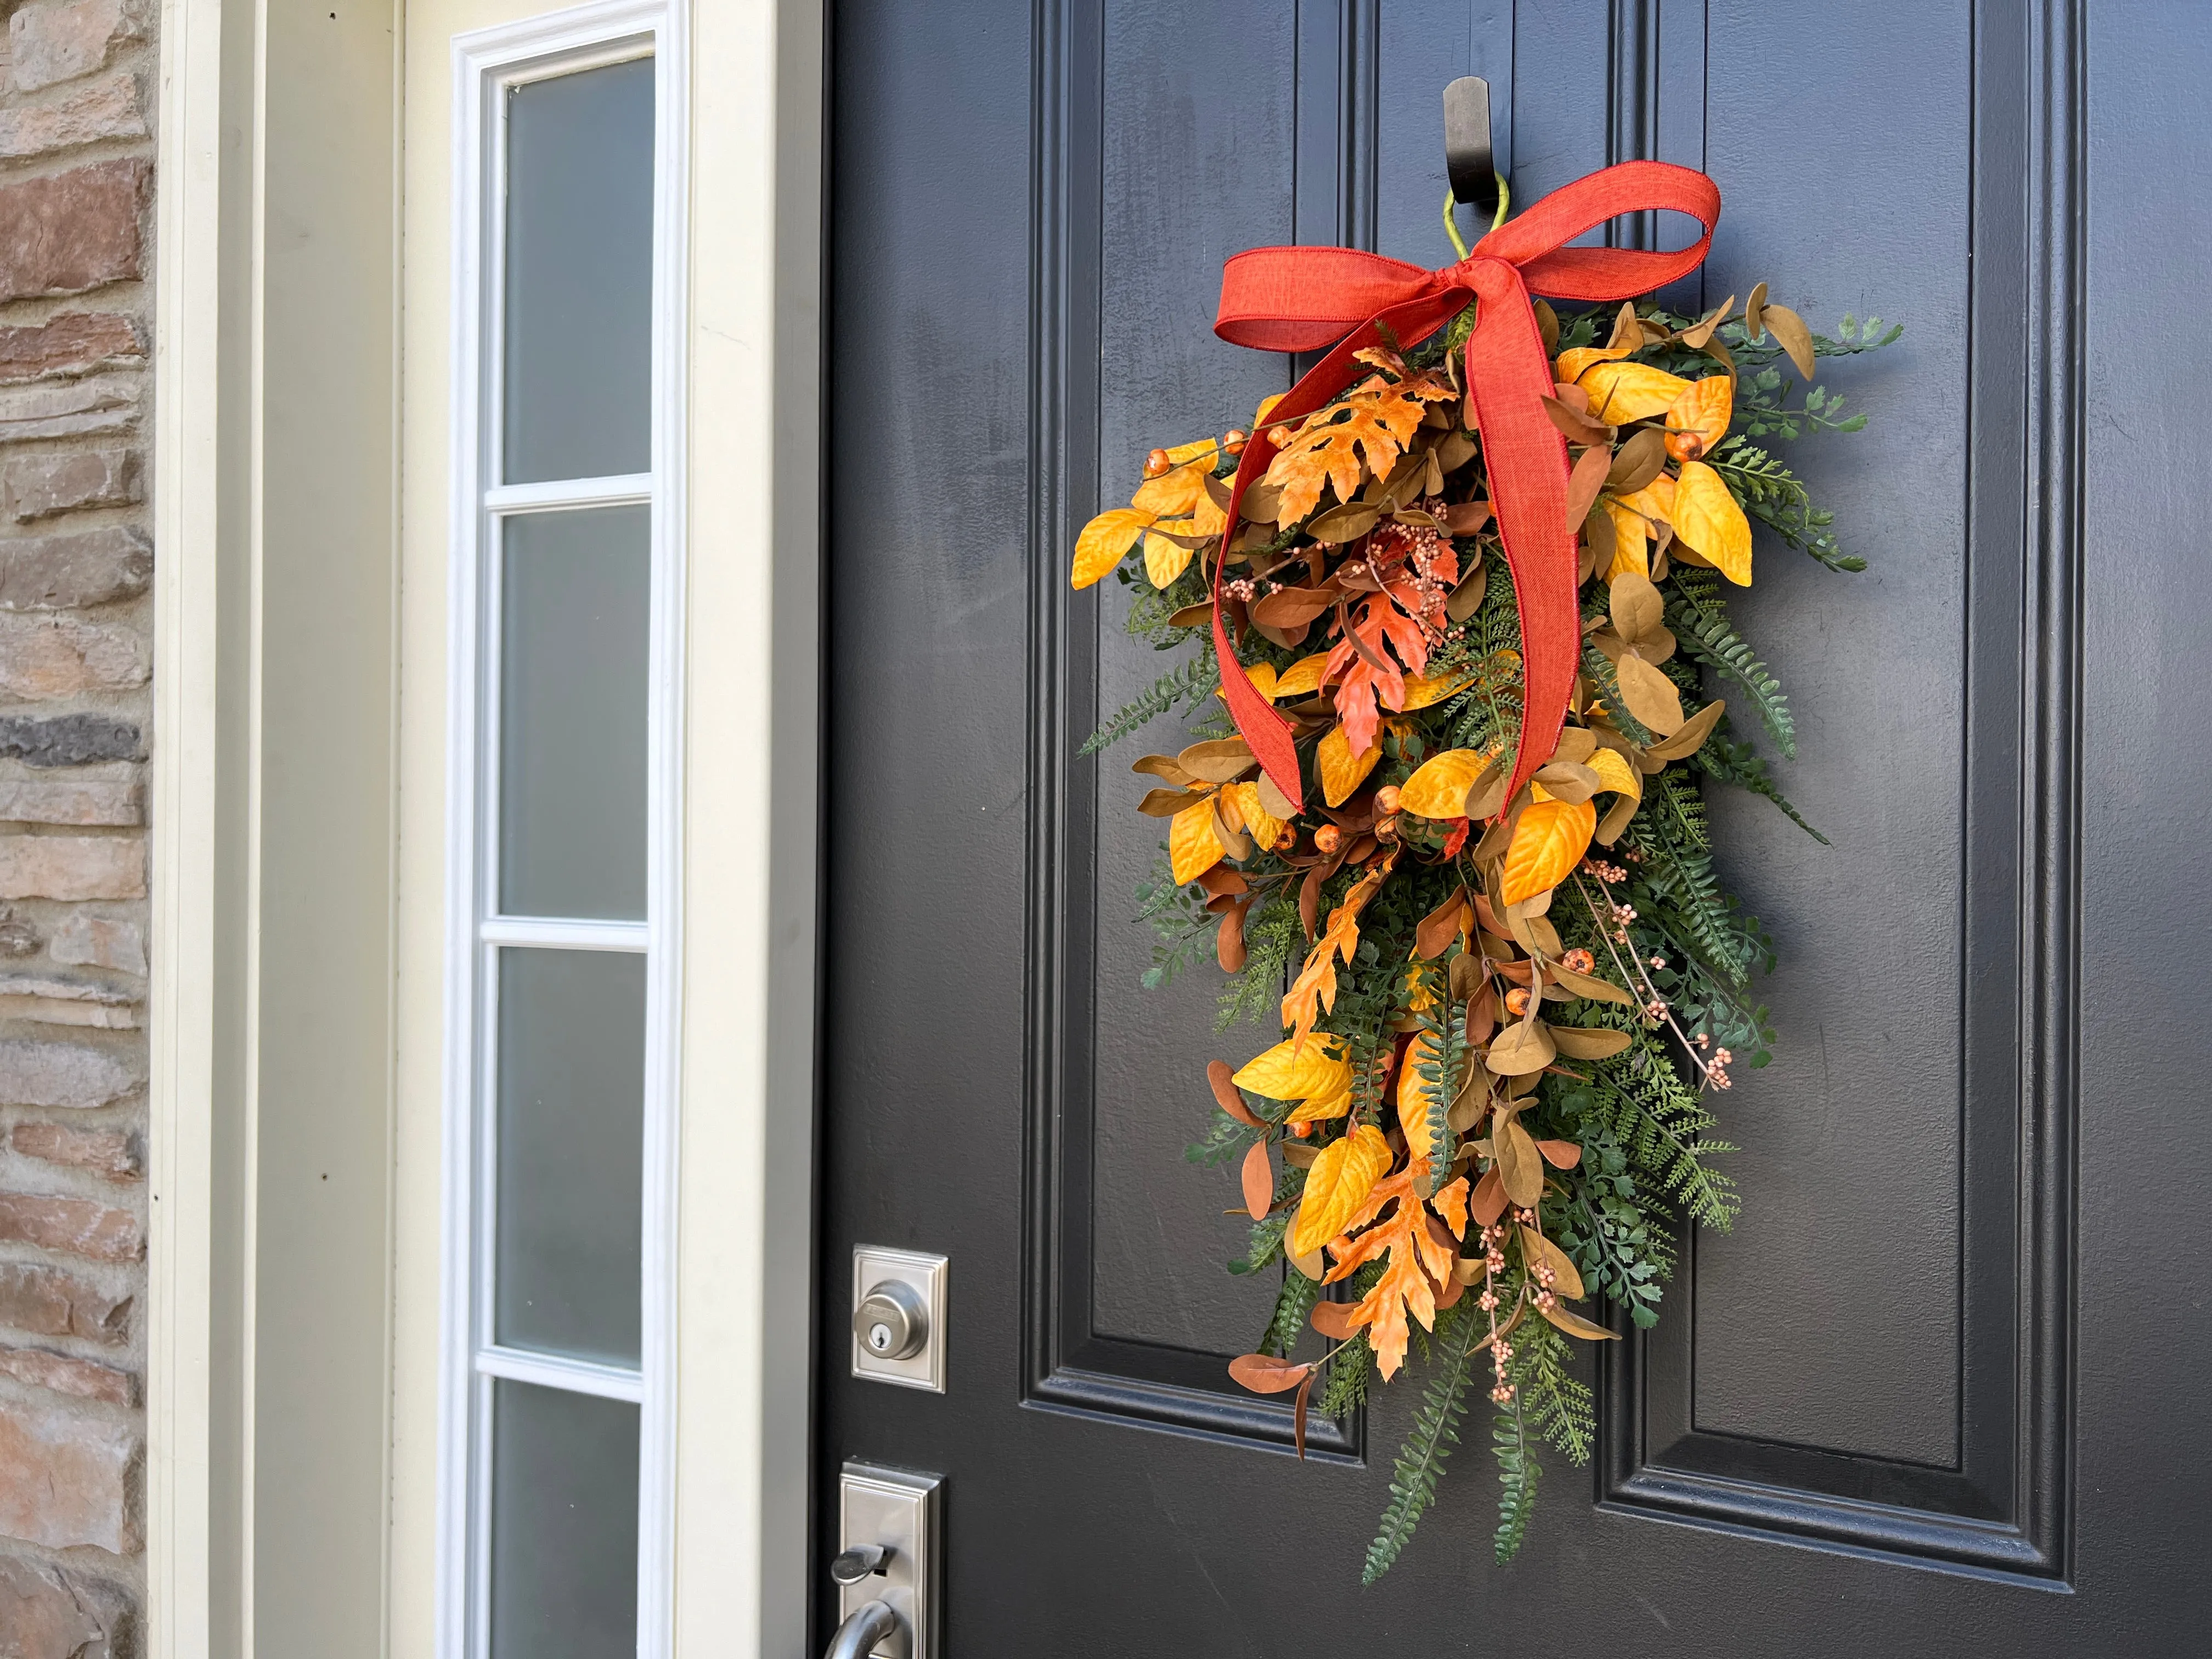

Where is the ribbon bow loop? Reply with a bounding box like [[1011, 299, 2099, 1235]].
[[1204, 160, 1721, 822]]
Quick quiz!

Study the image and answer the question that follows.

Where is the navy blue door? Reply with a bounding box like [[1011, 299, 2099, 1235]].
[[822, 3, 2210, 1649]]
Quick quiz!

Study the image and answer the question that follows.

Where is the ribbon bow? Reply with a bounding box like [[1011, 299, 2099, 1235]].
[[1208, 159, 1722, 816]]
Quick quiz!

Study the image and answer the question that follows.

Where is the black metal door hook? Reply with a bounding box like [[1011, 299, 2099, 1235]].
[[1443, 76, 1502, 221]]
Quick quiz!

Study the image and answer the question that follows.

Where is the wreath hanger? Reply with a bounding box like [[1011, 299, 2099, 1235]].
[[1443, 75, 1508, 253]]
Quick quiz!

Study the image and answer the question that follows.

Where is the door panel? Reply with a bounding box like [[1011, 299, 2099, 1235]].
[[823, 0, 2210, 1649]]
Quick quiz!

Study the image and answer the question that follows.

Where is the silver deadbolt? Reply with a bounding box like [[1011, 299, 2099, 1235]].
[[850, 1246, 947, 1391], [854, 1280, 929, 1359]]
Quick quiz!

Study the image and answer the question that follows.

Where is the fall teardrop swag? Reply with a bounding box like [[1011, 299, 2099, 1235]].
[[1071, 160, 1900, 1578]]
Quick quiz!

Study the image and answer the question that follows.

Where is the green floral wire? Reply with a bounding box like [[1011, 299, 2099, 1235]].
[[1442, 173, 1513, 260]]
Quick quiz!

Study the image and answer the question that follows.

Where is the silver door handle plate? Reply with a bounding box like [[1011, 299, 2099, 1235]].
[[836, 1462, 941, 1659]]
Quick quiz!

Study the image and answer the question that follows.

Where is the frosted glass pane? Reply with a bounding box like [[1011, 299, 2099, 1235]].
[[498, 506, 647, 921], [502, 56, 654, 483], [495, 948, 644, 1364], [488, 1381, 639, 1659]]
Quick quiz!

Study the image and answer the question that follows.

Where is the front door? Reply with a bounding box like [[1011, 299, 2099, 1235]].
[[822, 2, 2208, 1652]]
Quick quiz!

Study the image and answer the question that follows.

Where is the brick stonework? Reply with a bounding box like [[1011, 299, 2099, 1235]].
[[0, 0, 152, 1612]]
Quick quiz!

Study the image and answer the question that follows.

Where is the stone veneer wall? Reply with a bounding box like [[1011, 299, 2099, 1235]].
[[0, 0, 155, 1651]]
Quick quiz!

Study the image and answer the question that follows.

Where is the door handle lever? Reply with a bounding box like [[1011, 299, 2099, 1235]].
[[823, 1598, 902, 1659]]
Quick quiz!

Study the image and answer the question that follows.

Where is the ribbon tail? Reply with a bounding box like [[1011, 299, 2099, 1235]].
[[1463, 262, 1579, 813]]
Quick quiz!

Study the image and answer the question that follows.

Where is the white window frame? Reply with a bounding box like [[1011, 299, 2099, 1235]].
[[441, 5, 689, 1658]]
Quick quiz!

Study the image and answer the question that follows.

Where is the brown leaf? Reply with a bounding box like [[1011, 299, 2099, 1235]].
[[1519, 1225, 1586, 1298], [1542, 395, 1615, 447], [1564, 442, 1613, 528], [1207, 1060, 1266, 1128], [1242, 1138, 1274, 1220], [1762, 302, 1818, 380], [1281, 1139, 1318, 1169], [1311, 1299, 1362, 1340], [1606, 300, 1643, 351], [1743, 280, 1769, 342], [1239, 481, 1284, 523], [1249, 586, 1340, 628], [1537, 1302, 1620, 1341], [1546, 964, 1634, 1006], [1167, 601, 1215, 629], [1294, 1367, 1316, 1459], [1462, 755, 1511, 821], [1644, 696, 1727, 761], [1533, 760, 1600, 805], [1415, 887, 1472, 960], [1438, 499, 1492, 536], [1470, 1165, 1509, 1227], [1549, 1025, 1632, 1060], [1607, 426, 1669, 495], [1216, 900, 1251, 972], [1607, 569, 1666, 646], [1536, 1138, 1583, 1169], [1228, 1353, 1313, 1394], [1533, 298, 1561, 356], [1612, 651, 1685, 736], [1307, 501, 1384, 544], [1496, 1116, 1545, 1206], [1678, 296, 1735, 349], [1137, 786, 1211, 817], [1435, 429, 1480, 475], [1486, 1019, 1557, 1077], [1177, 737, 1259, 784]]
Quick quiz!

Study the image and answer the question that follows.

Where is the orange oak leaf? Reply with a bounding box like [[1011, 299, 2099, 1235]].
[[1282, 856, 1392, 1048], [1322, 1160, 1460, 1379], [1261, 374, 1451, 523]]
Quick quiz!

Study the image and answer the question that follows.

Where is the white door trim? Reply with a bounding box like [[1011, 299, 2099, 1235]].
[[146, 1, 824, 1653]]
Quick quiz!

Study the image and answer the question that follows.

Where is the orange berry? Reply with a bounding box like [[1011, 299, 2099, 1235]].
[[1664, 430, 1705, 462], [1504, 987, 1532, 1016], [1222, 428, 1249, 454], [1562, 948, 1595, 973], [1374, 785, 1402, 814], [1374, 814, 1398, 842], [1314, 825, 1344, 855], [1268, 426, 1293, 448], [1143, 448, 1172, 478], [1272, 826, 1298, 852]]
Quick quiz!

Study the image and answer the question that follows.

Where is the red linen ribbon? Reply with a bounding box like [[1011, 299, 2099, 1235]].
[[1207, 159, 1722, 816]]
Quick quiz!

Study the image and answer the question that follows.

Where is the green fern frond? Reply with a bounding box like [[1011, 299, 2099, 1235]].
[[1668, 573, 1795, 757], [1081, 650, 1217, 755], [1363, 1301, 1480, 1584], [1491, 1389, 1541, 1564], [1259, 1269, 1321, 1358]]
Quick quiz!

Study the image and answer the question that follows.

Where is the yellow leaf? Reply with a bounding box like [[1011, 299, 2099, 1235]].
[[1142, 531, 1193, 589], [1556, 343, 1632, 382], [1397, 748, 1493, 820], [1273, 654, 1329, 699], [1132, 454, 1214, 516], [1289, 1124, 1392, 1258], [1392, 669, 1474, 712], [1611, 472, 1675, 530], [1233, 1034, 1351, 1104], [1579, 362, 1694, 423], [1598, 499, 1648, 581], [1169, 798, 1226, 885], [1225, 781, 1284, 850], [1316, 723, 1384, 807], [1241, 662, 1279, 702], [1165, 437, 1220, 465], [1254, 393, 1286, 430], [1290, 1074, 1355, 1126], [1071, 506, 1154, 589], [1671, 460, 1753, 585], [1584, 744, 1641, 803], [1666, 375, 1733, 460], [1500, 798, 1598, 905]]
